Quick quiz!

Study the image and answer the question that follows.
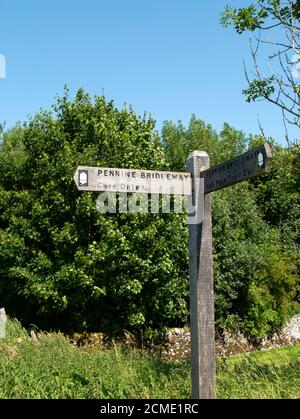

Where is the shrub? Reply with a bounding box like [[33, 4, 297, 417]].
[[0, 88, 188, 333]]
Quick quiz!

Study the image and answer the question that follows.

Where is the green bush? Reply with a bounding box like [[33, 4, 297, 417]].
[[0, 88, 188, 333], [163, 117, 299, 337], [0, 95, 298, 338]]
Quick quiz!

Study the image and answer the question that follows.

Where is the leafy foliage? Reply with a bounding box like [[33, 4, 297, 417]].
[[0, 88, 188, 333], [163, 117, 299, 337], [0, 92, 298, 338]]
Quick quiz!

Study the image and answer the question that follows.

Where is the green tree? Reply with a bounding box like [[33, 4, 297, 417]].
[[0, 92, 298, 339], [163, 116, 298, 337], [221, 0, 300, 144], [0, 88, 189, 333], [162, 116, 248, 171]]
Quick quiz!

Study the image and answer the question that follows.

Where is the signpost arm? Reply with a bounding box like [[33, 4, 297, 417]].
[[187, 151, 216, 399]]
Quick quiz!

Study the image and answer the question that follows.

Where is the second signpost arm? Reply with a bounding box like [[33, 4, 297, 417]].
[[187, 151, 216, 399]]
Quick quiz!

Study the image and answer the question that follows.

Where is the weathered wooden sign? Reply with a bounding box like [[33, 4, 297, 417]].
[[74, 143, 272, 400], [201, 143, 272, 194], [74, 166, 192, 196], [186, 143, 272, 399]]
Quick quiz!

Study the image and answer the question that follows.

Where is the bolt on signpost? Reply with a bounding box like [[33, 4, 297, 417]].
[[74, 143, 272, 399]]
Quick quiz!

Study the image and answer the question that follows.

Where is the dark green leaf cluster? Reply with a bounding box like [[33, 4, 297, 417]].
[[243, 78, 275, 103], [221, 4, 268, 34], [221, 1, 299, 34]]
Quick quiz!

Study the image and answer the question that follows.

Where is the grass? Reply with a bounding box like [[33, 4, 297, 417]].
[[217, 347, 300, 399], [0, 318, 300, 399]]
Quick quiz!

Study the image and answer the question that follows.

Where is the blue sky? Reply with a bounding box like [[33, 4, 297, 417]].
[[0, 0, 297, 144]]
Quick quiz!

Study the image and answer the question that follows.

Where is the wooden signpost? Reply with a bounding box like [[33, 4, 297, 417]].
[[74, 167, 192, 195], [186, 143, 272, 399], [74, 143, 272, 399], [200, 143, 272, 194]]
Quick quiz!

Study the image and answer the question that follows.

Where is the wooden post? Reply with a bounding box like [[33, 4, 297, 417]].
[[187, 151, 216, 399], [0, 308, 7, 339], [74, 144, 271, 400]]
